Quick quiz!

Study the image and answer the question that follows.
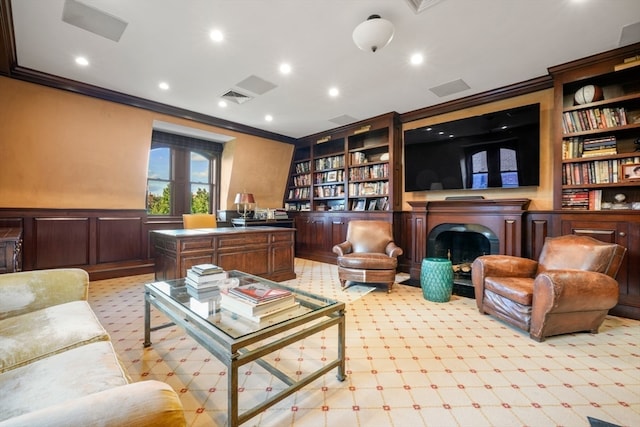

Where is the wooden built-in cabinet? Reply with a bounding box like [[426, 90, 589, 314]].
[[525, 210, 639, 320], [550, 42, 640, 211]]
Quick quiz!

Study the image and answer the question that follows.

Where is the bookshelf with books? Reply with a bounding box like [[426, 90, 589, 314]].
[[551, 45, 640, 211], [285, 145, 311, 211], [548, 44, 640, 320], [284, 112, 401, 263]]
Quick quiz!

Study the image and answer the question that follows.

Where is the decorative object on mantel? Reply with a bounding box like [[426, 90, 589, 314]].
[[352, 14, 394, 53], [234, 192, 255, 218]]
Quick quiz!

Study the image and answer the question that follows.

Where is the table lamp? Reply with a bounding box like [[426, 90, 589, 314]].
[[234, 192, 255, 218]]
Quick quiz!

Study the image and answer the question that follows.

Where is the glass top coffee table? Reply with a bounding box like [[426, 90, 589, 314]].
[[143, 270, 346, 426]]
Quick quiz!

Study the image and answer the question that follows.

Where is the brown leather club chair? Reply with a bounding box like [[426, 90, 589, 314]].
[[332, 220, 403, 293], [472, 234, 626, 342], [182, 213, 217, 229]]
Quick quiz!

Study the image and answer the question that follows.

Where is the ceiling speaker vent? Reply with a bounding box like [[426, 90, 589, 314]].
[[62, 0, 128, 42], [236, 75, 277, 95], [429, 79, 470, 98], [221, 90, 253, 105], [405, 0, 446, 14], [329, 115, 358, 126]]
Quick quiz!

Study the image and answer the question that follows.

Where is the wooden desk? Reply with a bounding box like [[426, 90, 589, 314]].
[[0, 228, 22, 273], [151, 227, 295, 282]]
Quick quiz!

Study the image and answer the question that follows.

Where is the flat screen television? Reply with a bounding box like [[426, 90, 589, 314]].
[[403, 103, 540, 192]]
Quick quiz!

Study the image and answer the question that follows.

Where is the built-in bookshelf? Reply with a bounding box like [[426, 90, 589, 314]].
[[285, 145, 311, 211], [551, 51, 640, 211], [284, 113, 400, 212]]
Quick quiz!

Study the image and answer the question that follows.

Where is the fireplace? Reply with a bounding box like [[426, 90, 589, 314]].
[[407, 198, 530, 298], [427, 223, 499, 297]]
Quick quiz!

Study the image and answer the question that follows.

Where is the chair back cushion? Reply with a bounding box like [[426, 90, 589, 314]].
[[182, 214, 217, 229], [346, 220, 393, 254], [537, 235, 626, 278]]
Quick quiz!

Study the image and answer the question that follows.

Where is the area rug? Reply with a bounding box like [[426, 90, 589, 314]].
[[340, 283, 376, 302]]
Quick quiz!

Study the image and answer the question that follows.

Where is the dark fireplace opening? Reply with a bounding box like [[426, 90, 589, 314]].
[[427, 223, 499, 298]]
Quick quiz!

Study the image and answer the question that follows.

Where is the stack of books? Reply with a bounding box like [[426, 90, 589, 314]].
[[581, 136, 617, 158], [185, 264, 228, 291], [221, 282, 298, 323]]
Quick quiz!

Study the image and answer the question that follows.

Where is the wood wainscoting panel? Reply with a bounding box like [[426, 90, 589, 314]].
[[97, 217, 143, 263], [34, 217, 90, 269]]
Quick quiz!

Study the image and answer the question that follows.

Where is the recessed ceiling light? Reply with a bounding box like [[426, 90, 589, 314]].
[[328, 87, 339, 97], [410, 53, 424, 65], [279, 63, 292, 74], [75, 56, 89, 66], [210, 29, 224, 42], [218, 100, 227, 108], [265, 114, 273, 122], [158, 82, 170, 90]]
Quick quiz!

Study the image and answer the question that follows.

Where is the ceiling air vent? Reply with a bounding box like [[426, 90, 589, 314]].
[[221, 90, 253, 105], [405, 0, 446, 14]]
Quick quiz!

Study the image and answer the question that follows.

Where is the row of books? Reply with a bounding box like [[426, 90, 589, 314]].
[[562, 136, 617, 160], [562, 189, 602, 210], [292, 174, 311, 186], [348, 181, 389, 197], [220, 282, 298, 323], [314, 185, 344, 198], [294, 161, 310, 174], [287, 187, 310, 200], [562, 160, 622, 186], [314, 155, 344, 170], [562, 107, 628, 134], [349, 163, 389, 181]]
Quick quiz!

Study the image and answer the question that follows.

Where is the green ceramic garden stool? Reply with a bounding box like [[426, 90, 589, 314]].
[[420, 258, 454, 302]]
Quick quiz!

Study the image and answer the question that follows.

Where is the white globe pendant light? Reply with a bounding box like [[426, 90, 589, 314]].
[[352, 15, 395, 53]]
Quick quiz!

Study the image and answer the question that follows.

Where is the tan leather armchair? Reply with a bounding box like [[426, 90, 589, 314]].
[[332, 220, 403, 293], [472, 234, 626, 342]]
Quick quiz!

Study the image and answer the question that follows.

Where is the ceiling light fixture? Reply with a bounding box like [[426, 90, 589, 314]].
[[328, 87, 339, 97], [352, 14, 394, 53], [209, 29, 223, 42], [279, 63, 292, 74], [158, 82, 169, 90], [75, 56, 89, 66]]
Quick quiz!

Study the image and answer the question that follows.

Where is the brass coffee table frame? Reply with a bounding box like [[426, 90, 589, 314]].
[[143, 271, 346, 426]]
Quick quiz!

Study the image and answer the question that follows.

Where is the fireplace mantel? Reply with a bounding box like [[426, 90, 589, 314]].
[[408, 198, 531, 213], [407, 198, 531, 281]]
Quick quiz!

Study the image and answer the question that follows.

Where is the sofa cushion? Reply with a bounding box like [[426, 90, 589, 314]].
[[484, 276, 534, 306], [0, 341, 131, 422], [0, 301, 110, 373], [337, 253, 397, 270]]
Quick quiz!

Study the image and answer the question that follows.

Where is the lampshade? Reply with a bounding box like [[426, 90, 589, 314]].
[[234, 193, 255, 204], [352, 14, 394, 53]]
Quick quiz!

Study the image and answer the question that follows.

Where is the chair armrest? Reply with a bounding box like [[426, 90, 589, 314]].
[[385, 242, 403, 258], [532, 270, 619, 314], [0, 269, 89, 320], [0, 381, 186, 427], [332, 241, 352, 256]]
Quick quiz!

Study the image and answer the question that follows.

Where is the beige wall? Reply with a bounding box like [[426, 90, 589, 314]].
[[0, 76, 293, 210], [401, 89, 555, 210]]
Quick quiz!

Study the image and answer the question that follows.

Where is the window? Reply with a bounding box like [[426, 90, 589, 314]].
[[146, 131, 222, 216]]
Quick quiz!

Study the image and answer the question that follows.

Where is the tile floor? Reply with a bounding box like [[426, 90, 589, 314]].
[[88, 258, 640, 427]]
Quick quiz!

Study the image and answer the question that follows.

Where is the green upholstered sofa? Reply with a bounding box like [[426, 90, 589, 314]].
[[0, 268, 186, 426]]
